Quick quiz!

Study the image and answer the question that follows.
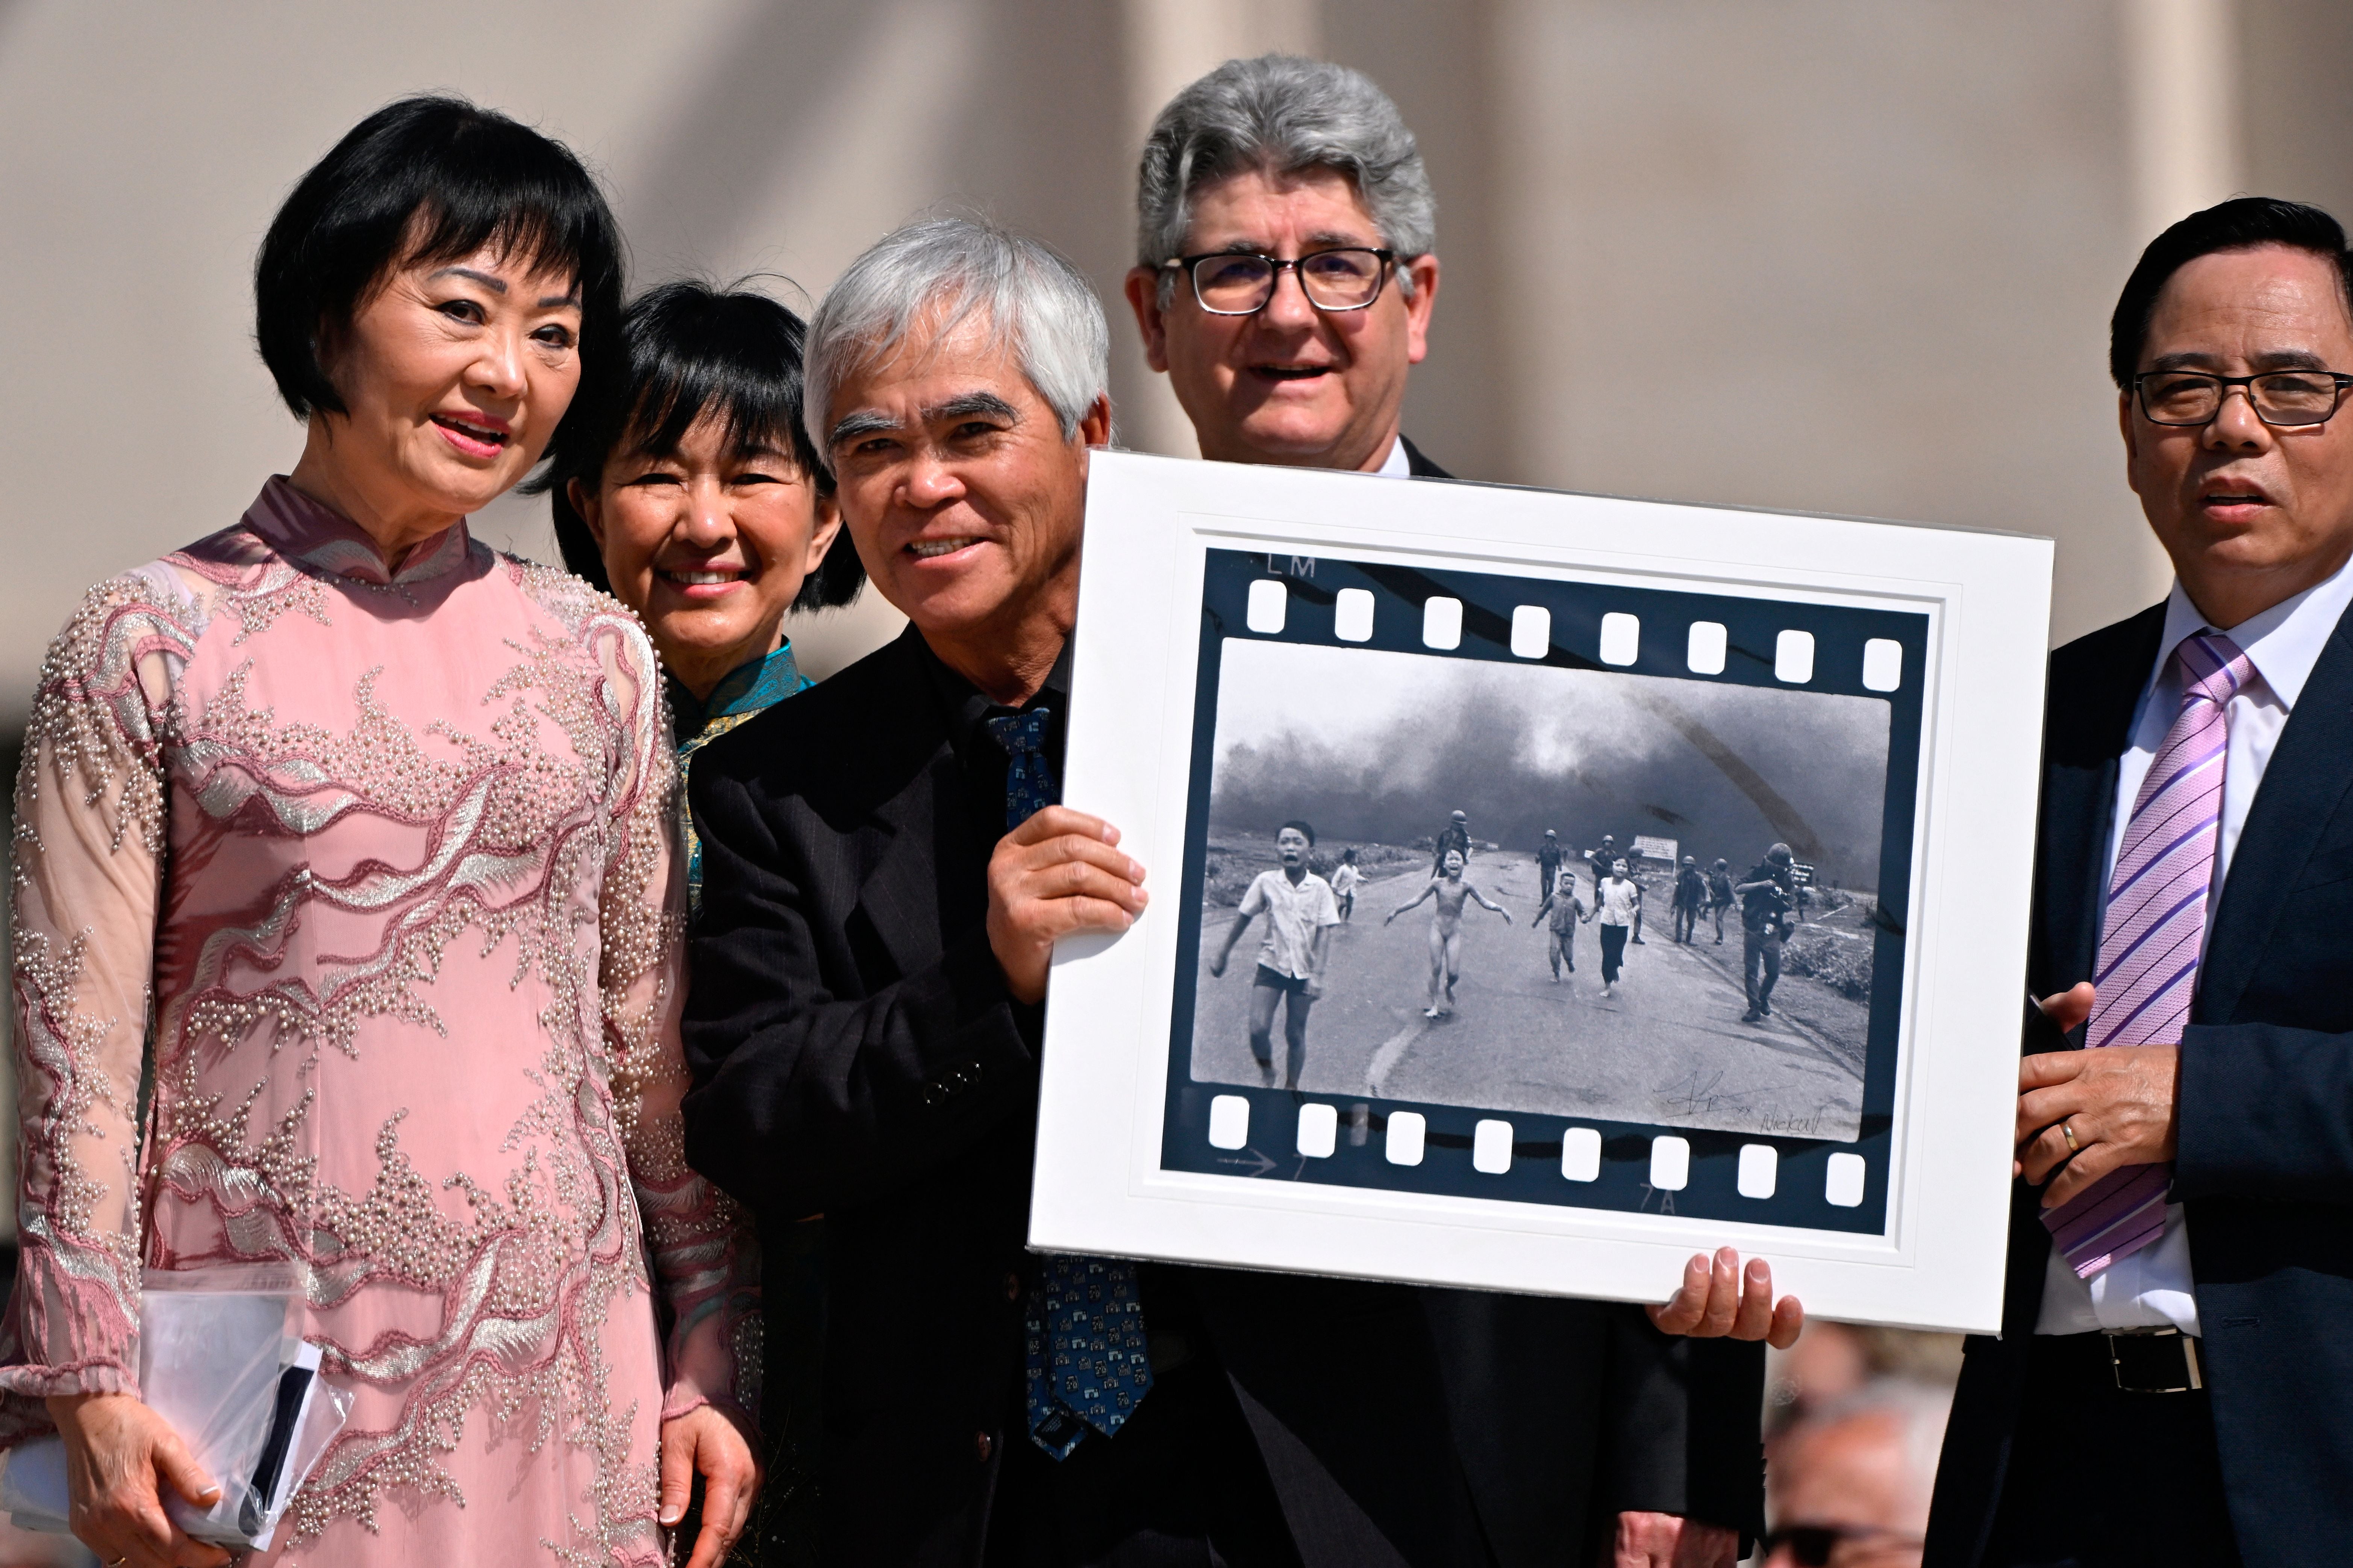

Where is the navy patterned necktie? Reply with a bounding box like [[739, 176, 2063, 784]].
[[989, 708, 1059, 828], [986, 708, 1154, 1459]]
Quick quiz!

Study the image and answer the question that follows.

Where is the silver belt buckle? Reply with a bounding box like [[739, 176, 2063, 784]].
[[2104, 1327, 2202, 1394]]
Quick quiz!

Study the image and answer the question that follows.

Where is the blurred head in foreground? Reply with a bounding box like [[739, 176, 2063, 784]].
[[1764, 1379, 1948, 1567]]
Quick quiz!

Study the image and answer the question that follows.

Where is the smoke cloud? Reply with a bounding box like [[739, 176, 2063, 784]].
[[1206, 640, 1893, 887]]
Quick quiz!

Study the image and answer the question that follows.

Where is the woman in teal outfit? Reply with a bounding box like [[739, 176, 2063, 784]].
[[544, 279, 862, 908], [541, 278, 860, 1563]]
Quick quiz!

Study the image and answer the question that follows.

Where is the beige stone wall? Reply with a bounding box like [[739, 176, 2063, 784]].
[[0, 1, 2347, 1238], [2, 1, 2342, 702]]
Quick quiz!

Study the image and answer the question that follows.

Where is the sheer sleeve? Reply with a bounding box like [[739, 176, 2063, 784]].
[[595, 615, 761, 1428], [0, 574, 196, 1425]]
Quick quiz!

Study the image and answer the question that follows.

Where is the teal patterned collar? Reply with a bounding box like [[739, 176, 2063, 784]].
[[671, 642, 810, 753], [673, 641, 812, 924]]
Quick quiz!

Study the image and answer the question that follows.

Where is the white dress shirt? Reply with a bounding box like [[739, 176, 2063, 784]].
[[2036, 552, 2353, 1335], [1376, 434, 1412, 477]]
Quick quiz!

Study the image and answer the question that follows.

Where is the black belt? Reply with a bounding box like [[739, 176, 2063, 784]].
[[2043, 1328, 2204, 1394]]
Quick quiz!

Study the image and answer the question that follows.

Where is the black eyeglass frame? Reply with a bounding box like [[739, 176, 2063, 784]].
[[1162, 247, 1398, 316], [2130, 368, 2353, 428]]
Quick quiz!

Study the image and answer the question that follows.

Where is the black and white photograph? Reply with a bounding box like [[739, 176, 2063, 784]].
[[1042, 451, 2040, 1327], [1186, 636, 1892, 1142]]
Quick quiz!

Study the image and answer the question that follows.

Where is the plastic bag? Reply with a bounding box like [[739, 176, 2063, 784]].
[[0, 1265, 353, 1551]]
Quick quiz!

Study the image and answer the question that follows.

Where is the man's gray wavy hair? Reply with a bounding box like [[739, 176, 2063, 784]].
[[1137, 55, 1436, 301], [804, 215, 1110, 452]]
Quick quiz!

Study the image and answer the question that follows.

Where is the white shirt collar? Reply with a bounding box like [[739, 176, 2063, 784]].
[[2156, 550, 2353, 709], [1375, 435, 1412, 477]]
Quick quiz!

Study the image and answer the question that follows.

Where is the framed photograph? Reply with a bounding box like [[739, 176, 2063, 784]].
[[1031, 450, 2051, 1334]]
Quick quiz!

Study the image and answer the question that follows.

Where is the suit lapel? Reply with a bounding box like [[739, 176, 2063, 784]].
[[2197, 596, 2353, 1023], [2036, 767, 2117, 996], [2035, 605, 2166, 998], [841, 631, 972, 984], [850, 760, 950, 984], [1399, 434, 1452, 480]]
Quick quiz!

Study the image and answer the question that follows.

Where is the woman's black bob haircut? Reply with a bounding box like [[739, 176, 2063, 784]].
[[255, 95, 625, 421], [536, 279, 865, 611], [2110, 196, 2353, 387]]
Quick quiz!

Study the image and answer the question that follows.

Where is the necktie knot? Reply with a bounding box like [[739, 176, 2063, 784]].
[[2177, 629, 2253, 710], [990, 707, 1052, 757]]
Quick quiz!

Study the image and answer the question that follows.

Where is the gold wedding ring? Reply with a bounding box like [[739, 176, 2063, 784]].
[[2061, 1119, 2080, 1154]]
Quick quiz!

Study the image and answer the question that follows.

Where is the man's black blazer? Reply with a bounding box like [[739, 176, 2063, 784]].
[[1400, 433, 1447, 478], [681, 642, 1761, 1559], [1927, 594, 2353, 1567]]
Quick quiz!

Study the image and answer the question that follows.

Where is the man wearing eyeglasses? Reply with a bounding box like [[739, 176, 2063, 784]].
[[1122, 54, 1789, 1568], [1764, 1380, 1946, 1567], [1124, 56, 1439, 477], [1925, 198, 2353, 1568]]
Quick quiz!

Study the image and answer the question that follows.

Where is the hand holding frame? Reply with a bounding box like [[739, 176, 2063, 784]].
[[1647, 1247, 1803, 1348], [987, 806, 1148, 1005]]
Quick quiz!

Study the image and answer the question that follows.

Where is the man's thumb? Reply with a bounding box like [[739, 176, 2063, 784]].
[[2041, 980, 2097, 1033]]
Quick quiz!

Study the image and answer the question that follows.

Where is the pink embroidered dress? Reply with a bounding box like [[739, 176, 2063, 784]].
[[2, 478, 758, 1565]]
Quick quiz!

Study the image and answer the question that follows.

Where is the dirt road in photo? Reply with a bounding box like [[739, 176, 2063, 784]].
[[1188, 848, 1868, 1140]]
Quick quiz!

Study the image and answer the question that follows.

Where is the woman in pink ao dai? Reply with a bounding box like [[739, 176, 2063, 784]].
[[1, 99, 760, 1568]]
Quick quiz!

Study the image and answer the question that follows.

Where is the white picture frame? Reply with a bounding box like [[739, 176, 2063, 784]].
[[1031, 449, 2051, 1335]]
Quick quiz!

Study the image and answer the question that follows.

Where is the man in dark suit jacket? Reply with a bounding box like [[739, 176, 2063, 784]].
[[1121, 56, 1800, 1568], [1926, 198, 2353, 1568], [686, 215, 1799, 1567]]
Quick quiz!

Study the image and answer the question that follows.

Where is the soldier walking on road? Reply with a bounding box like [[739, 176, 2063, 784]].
[[1706, 857, 1735, 944], [1584, 834, 1619, 882], [1536, 829, 1563, 907], [1431, 809, 1473, 876], [1735, 844, 1798, 1023], [1673, 855, 1707, 944]]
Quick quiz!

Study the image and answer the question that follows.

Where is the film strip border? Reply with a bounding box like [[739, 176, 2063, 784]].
[[1169, 1083, 1884, 1230], [1158, 546, 1933, 1235]]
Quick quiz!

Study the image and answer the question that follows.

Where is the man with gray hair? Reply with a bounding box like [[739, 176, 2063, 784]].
[[1125, 53, 1440, 475], [680, 215, 1158, 1565], [1126, 56, 1779, 1568], [685, 214, 1790, 1566]]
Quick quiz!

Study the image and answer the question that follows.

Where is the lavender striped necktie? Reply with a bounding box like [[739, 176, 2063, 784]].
[[2044, 630, 2253, 1278]]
